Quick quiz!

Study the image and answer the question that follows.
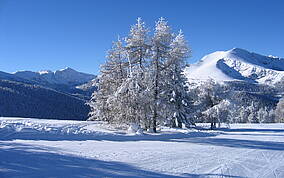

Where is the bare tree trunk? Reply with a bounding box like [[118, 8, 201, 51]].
[[177, 118, 182, 128], [153, 74, 158, 133], [210, 117, 216, 130], [171, 119, 177, 128], [152, 48, 159, 133]]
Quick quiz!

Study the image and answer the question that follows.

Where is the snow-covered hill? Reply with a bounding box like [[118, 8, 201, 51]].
[[1, 117, 284, 177], [185, 48, 284, 85], [14, 67, 96, 86]]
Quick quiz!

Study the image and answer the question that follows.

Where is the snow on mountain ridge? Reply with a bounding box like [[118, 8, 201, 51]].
[[226, 48, 284, 71], [14, 67, 96, 85], [185, 50, 232, 81], [38, 70, 52, 75], [185, 48, 284, 85]]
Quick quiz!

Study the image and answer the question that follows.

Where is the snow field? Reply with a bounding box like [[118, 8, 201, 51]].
[[0, 117, 284, 177]]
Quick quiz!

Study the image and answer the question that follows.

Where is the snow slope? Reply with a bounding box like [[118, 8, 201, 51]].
[[1, 117, 284, 177], [14, 67, 96, 85], [185, 48, 284, 85]]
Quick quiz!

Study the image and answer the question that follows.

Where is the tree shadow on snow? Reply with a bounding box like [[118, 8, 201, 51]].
[[0, 142, 180, 178], [0, 142, 248, 178]]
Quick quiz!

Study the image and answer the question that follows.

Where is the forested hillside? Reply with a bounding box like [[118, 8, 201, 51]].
[[0, 80, 90, 120]]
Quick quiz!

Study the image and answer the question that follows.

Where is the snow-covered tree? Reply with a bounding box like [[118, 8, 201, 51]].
[[201, 80, 223, 129], [275, 97, 284, 123], [89, 17, 191, 132], [88, 38, 127, 121], [125, 17, 150, 72], [120, 17, 152, 128], [268, 109, 276, 123], [166, 30, 191, 128], [238, 106, 250, 123], [146, 17, 174, 132], [188, 79, 230, 129], [247, 101, 259, 123], [257, 107, 275, 123]]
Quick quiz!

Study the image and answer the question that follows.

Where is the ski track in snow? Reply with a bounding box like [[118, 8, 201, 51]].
[[0, 118, 284, 178]]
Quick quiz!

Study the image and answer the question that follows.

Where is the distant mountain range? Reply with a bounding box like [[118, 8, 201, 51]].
[[14, 67, 95, 86], [0, 67, 97, 120]]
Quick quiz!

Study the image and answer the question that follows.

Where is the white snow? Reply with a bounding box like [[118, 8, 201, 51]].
[[185, 51, 232, 82], [38, 70, 52, 75], [1, 117, 284, 177], [185, 48, 284, 85]]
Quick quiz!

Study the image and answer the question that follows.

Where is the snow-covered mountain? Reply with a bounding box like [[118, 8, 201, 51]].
[[14, 67, 96, 86], [0, 68, 96, 120], [185, 48, 284, 85], [0, 67, 97, 100]]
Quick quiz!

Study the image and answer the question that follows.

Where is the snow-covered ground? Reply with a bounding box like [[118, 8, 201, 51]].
[[1, 118, 284, 178]]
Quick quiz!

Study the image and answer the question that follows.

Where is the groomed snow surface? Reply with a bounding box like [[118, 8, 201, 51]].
[[1, 118, 284, 178]]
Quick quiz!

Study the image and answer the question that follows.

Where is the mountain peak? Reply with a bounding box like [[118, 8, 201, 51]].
[[59, 67, 76, 72], [185, 48, 284, 85], [229, 47, 248, 52]]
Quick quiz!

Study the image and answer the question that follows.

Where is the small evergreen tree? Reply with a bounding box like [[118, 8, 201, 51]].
[[275, 97, 284, 123]]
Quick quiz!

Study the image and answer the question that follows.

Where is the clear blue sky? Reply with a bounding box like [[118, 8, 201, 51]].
[[0, 0, 283, 74]]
